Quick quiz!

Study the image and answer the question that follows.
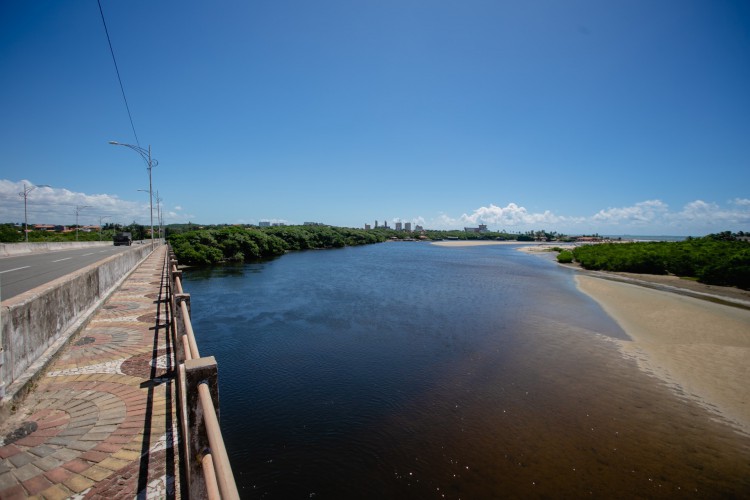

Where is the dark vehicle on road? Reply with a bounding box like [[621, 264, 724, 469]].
[[113, 232, 133, 246]]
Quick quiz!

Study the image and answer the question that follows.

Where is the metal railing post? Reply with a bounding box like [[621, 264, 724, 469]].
[[184, 356, 220, 499], [173, 293, 190, 362]]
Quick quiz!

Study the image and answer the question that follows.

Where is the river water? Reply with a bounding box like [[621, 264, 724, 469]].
[[184, 242, 750, 498]]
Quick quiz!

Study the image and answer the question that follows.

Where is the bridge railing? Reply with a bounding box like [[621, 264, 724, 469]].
[[167, 246, 240, 499]]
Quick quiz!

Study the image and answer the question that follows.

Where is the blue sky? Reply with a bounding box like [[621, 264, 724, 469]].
[[1, 0, 748, 235]]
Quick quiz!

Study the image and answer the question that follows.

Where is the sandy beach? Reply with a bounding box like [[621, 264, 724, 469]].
[[431, 240, 545, 247], [577, 274, 750, 434]]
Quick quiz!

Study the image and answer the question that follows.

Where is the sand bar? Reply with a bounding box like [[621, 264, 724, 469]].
[[577, 274, 750, 434], [431, 240, 546, 247]]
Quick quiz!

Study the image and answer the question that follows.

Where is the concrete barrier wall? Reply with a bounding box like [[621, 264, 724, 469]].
[[0, 244, 154, 402], [0, 241, 113, 257]]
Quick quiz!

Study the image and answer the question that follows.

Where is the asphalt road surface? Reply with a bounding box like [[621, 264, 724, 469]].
[[0, 245, 140, 301]]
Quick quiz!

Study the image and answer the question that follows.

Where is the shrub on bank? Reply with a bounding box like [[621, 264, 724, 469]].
[[556, 250, 574, 263]]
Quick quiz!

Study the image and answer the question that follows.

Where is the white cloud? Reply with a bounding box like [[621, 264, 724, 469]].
[[427, 198, 749, 234], [592, 200, 670, 225], [585, 199, 749, 233], [0, 179, 149, 226], [459, 203, 569, 227], [678, 200, 718, 220], [674, 199, 750, 228], [422, 203, 584, 230]]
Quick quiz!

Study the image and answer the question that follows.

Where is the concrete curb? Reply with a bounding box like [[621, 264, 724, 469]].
[[0, 241, 113, 258]]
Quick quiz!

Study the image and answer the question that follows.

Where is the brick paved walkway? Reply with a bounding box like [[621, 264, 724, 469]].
[[0, 245, 181, 499]]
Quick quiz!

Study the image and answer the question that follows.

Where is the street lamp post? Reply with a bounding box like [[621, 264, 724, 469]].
[[18, 183, 50, 242], [99, 215, 111, 241], [136, 188, 156, 242], [75, 205, 91, 241], [155, 191, 163, 240], [109, 141, 158, 248]]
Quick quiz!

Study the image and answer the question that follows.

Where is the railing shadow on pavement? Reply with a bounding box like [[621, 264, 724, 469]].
[[167, 244, 240, 499], [136, 253, 178, 498]]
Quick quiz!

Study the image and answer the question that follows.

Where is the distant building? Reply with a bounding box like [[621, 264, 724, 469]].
[[365, 224, 371, 230], [464, 224, 488, 233], [415, 225, 424, 232], [395, 222, 403, 231], [259, 221, 271, 227], [405, 222, 412, 232]]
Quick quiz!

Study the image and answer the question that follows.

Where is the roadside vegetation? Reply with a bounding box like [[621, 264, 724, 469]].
[[568, 232, 750, 290], [0, 222, 152, 243]]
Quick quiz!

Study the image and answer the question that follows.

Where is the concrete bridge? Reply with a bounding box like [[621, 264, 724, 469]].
[[0, 243, 238, 498]]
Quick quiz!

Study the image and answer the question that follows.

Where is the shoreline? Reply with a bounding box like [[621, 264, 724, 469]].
[[576, 274, 750, 434], [431, 240, 546, 247], [438, 239, 750, 431]]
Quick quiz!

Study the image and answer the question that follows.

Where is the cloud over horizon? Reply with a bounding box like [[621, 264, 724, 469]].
[[1, 180, 152, 226], [428, 198, 750, 235], [2, 179, 748, 235]]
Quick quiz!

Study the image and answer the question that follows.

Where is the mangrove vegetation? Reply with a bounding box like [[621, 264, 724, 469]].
[[569, 232, 750, 290], [167, 225, 387, 265]]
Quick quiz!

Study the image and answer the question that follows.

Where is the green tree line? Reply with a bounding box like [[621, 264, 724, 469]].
[[570, 232, 750, 290], [167, 225, 388, 265]]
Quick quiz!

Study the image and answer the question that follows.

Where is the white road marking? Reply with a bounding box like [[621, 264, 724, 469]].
[[82, 252, 94, 256], [52, 257, 72, 262], [0, 266, 30, 274]]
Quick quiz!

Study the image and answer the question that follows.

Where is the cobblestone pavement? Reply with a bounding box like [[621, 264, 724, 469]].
[[0, 245, 181, 499]]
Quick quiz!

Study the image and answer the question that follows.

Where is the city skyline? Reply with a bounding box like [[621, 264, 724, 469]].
[[1, 1, 749, 235]]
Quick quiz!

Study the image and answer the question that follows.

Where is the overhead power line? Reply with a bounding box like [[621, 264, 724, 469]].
[[97, 0, 140, 147]]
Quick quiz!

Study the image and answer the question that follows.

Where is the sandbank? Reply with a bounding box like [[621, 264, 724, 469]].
[[577, 274, 750, 434], [516, 243, 574, 254], [431, 240, 545, 247]]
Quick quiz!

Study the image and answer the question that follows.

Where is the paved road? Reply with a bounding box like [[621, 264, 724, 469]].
[[0, 245, 143, 301]]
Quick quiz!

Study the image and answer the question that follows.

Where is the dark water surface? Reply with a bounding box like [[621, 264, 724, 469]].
[[184, 243, 750, 498]]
